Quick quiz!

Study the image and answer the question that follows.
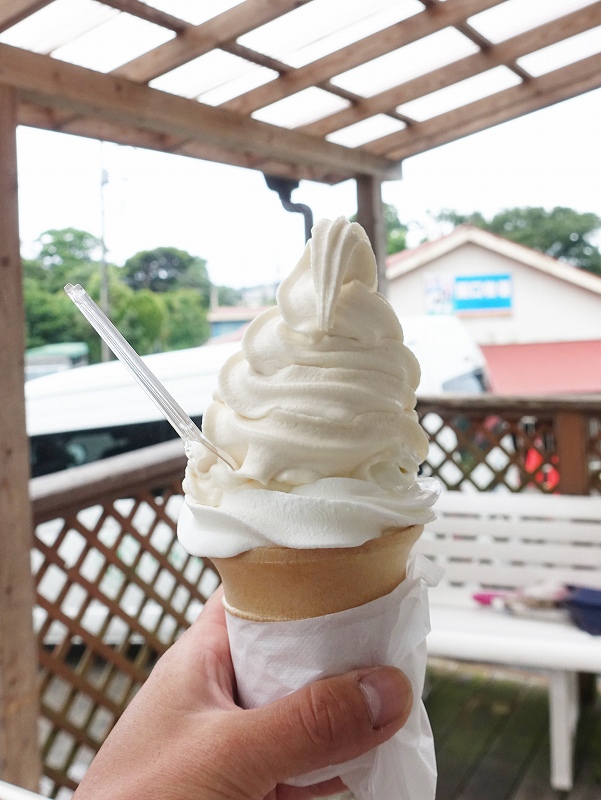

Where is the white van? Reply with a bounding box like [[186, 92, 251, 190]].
[[27, 316, 489, 477], [26, 340, 240, 477], [401, 315, 490, 395]]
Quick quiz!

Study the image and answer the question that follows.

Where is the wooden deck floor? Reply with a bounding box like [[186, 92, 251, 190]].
[[43, 656, 600, 799], [425, 660, 601, 800]]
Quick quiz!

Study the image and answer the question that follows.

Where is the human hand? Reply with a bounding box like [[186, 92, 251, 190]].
[[74, 586, 413, 800]]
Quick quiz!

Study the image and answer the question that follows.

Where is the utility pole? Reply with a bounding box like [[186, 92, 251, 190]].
[[99, 143, 110, 361]]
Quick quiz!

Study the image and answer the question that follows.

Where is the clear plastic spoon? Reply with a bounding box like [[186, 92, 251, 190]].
[[64, 283, 237, 470]]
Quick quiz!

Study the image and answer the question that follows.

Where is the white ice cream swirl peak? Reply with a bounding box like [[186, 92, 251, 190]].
[[179, 218, 438, 557]]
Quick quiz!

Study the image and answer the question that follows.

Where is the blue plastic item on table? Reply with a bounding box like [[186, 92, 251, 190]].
[[565, 587, 601, 635]]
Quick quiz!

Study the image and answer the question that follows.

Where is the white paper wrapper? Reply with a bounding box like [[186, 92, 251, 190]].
[[225, 554, 444, 800]]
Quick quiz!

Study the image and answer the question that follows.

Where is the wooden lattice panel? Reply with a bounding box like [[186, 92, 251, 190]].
[[418, 407, 559, 493], [26, 400, 601, 795], [587, 413, 601, 495], [32, 478, 219, 798]]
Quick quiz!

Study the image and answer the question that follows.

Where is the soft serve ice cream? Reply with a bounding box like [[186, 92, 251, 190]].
[[178, 217, 438, 558], [178, 217, 440, 799]]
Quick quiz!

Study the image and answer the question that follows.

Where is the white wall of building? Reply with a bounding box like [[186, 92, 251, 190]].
[[387, 242, 601, 346]]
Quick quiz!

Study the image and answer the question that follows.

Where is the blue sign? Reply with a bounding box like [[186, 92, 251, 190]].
[[453, 274, 512, 315]]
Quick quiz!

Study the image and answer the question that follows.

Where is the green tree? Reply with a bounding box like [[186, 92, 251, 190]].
[[23, 231, 216, 362], [22, 257, 48, 286], [217, 285, 243, 306], [435, 207, 601, 275], [79, 269, 166, 360], [115, 289, 165, 356], [31, 269, 165, 363], [351, 203, 408, 255], [23, 228, 120, 363], [122, 246, 211, 301], [161, 289, 210, 350], [33, 227, 101, 292], [383, 203, 408, 255], [23, 227, 100, 351], [23, 278, 77, 349]]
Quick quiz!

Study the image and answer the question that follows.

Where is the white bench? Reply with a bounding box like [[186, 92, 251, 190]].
[[414, 490, 601, 791]]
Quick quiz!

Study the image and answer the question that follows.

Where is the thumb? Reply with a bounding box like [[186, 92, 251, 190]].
[[241, 666, 413, 788]]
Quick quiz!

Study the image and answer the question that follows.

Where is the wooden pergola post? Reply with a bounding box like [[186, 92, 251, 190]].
[[555, 410, 589, 495], [0, 84, 41, 791], [356, 175, 387, 295]]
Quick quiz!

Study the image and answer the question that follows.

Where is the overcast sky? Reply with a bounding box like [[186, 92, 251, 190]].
[[16, 86, 601, 289]]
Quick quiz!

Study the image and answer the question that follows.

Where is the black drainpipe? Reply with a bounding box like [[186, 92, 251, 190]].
[[264, 175, 314, 243]]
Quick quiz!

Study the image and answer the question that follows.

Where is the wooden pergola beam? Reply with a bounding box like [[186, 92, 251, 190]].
[[0, 83, 40, 791], [17, 100, 182, 153], [0, 0, 52, 32], [222, 0, 506, 115], [369, 53, 601, 161], [0, 43, 400, 179], [100, 0, 188, 33], [174, 140, 348, 183], [113, 0, 312, 83], [300, 1, 601, 138], [17, 101, 348, 183]]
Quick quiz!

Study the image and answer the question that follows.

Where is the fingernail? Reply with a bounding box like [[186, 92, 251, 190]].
[[358, 668, 413, 729]]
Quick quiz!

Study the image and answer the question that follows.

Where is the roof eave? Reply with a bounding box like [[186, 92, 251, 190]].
[[387, 225, 601, 296]]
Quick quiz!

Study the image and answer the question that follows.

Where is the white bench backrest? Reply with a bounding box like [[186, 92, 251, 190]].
[[415, 492, 601, 592]]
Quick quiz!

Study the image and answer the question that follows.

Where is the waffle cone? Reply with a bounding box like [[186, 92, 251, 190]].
[[212, 524, 423, 622]]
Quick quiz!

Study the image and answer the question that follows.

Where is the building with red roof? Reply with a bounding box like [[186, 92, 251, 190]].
[[386, 226, 601, 394]]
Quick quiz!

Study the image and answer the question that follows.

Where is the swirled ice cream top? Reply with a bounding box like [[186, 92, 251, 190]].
[[178, 217, 438, 557]]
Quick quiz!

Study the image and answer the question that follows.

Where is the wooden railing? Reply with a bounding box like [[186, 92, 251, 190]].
[[28, 396, 601, 795], [30, 441, 219, 797], [418, 395, 601, 495]]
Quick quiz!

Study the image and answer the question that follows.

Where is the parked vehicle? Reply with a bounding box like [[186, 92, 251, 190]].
[[400, 315, 490, 395], [26, 316, 490, 477], [27, 340, 240, 477]]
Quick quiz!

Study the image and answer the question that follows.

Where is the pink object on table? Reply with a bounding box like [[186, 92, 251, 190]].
[[472, 591, 510, 606]]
